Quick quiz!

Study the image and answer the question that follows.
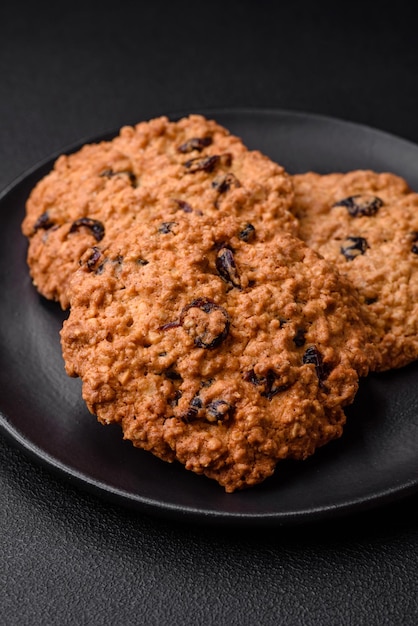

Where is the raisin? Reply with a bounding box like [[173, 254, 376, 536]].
[[410, 231, 418, 254], [333, 194, 383, 217], [175, 199, 193, 213], [177, 136, 213, 153], [244, 368, 289, 400], [158, 221, 177, 234], [91, 255, 123, 276], [182, 396, 233, 423], [69, 217, 105, 242], [340, 236, 369, 261], [179, 297, 230, 349], [182, 396, 203, 422], [184, 155, 220, 173], [216, 247, 241, 289], [238, 223, 256, 242], [159, 319, 181, 331], [212, 172, 241, 194], [200, 378, 214, 388], [164, 369, 183, 381], [244, 369, 260, 386], [100, 168, 136, 186], [169, 389, 182, 408], [160, 298, 230, 348], [302, 346, 329, 385], [94, 263, 106, 275], [293, 329, 306, 347], [136, 258, 149, 266], [33, 211, 55, 232], [206, 400, 234, 422], [85, 246, 102, 271]]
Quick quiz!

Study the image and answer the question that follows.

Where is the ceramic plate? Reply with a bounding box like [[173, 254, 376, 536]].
[[1, 109, 418, 526]]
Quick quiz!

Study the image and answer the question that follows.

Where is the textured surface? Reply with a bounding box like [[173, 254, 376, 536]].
[[2, 1, 418, 624], [2, 437, 418, 626]]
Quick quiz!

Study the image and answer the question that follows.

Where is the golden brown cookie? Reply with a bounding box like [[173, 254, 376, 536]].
[[22, 114, 296, 309], [292, 170, 418, 370], [60, 211, 379, 492]]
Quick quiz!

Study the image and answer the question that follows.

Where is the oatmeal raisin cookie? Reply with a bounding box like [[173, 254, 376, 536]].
[[22, 115, 296, 309], [61, 211, 380, 491], [292, 170, 418, 370]]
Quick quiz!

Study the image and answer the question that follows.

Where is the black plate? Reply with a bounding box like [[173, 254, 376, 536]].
[[1, 108, 418, 527]]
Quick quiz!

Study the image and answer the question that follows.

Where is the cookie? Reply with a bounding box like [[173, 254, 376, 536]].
[[22, 114, 296, 309], [292, 170, 418, 370], [60, 211, 379, 492]]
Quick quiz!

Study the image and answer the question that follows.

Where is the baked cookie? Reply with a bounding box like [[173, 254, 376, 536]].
[[60, 211, 379, 492], [292, 170, 418, 370], [22, 114, 296, 309]]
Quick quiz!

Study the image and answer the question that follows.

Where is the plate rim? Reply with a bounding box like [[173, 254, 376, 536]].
[[2, 414, 418, 528]]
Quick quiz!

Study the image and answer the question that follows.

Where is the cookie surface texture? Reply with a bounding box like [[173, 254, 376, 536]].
[[22, 115, 296, 309], [292, 170, 418, 370], [61, 212, 379, 492]]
